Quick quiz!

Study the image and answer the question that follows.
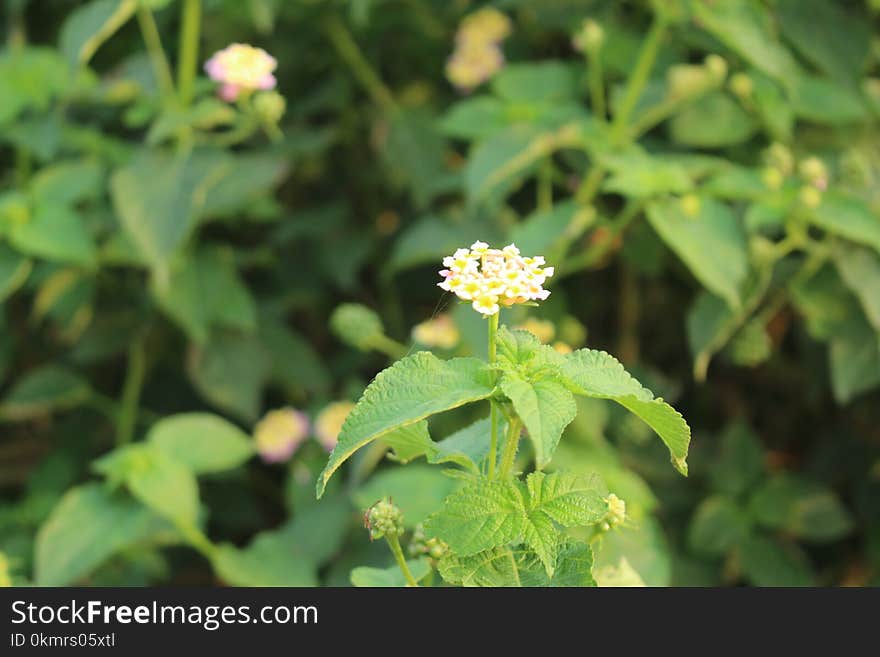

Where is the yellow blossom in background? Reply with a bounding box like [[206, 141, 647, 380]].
[[412, 314, 460, 349], [205, 43, 277, 101], [446, 8, 512, 92], [457, 7, 512, 45], [446, 41, 505, 92], [315, 401, 356, 451], [553, 341, 573, 355], [516, 317, 556, 344], [254, 408, 309, 463], [438, 242, 554, 317]]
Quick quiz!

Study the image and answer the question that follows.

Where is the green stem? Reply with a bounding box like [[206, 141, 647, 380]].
[[371, 334, 409, 360], [177, 0, 201, 106], [136, 6, 175, 100], [587, 47, 606, 120], [324, 16, 398, 114], [610, 12, 668, 144], [117, 338, 147, 445], [498, 417, 523, 479], [487, 312, 500, 479], [386, 534, 418, 587]]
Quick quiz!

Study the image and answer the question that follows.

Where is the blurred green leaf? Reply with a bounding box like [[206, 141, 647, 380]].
[[0, 245, 31, 302], [647, 197, 749, 308], [792, 75, 868, 125], [35, 483, 167, 585], [738, 535, 814, 586], [710, 422, 765, 496], [353, 465, 458, 529], [148, 413, 254, 475], [60, 0, 137, 67], [688, 496, 752, 557], [213, 533, 318, 586], [8, 203, 96, 267], [0, 366, 91, 421], [350, 558, 430, 587], [29, 159, 104, 206], [669, 92, 758, 148]]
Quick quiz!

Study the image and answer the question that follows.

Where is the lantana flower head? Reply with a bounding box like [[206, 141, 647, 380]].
[[438, 241, 554, 317], [205, 43, 277, 102], [456, 8, 512, 46], [254, 407, 309, 463]]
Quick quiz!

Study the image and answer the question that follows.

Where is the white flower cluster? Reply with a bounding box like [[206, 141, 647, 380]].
[[437, 242, 554, 317]]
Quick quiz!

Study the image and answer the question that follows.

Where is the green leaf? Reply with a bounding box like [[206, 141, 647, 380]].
[[491, 61, 578, 103], [259, 318, 330, 394], [384, 417, 497, 474], [669, 92, 758, 148], [834, 245, 880, 330], [792, 75, 868, 125], [94, 444, 200, 529], [275, 493, 352, 566], [438, 542, 595, 587], [687, 496, 752, 557], [0, 366, 91, 421], [0, 48, 72, 123], [352, 465, 458, 528], [425, 479, 526, 557], [8, 202, 96, 267], [387, 214, 490, 274], [594, 557, 646, 587], [382, 108, 450, 208], [110, 149, 226, 275], [441, 97, 508, 139], [151, 247, 257, 343], [510, 201, 593, 258], [35, 483, 167, 585], [526, 471, 606, 528], [316, 353, 494, 497], [738, 536, 814, 587], [186, 331, 271, 423], [691, 0, 800, 84], [560, 349, 690, 475], [710, 422, 765, 496], [828, 318, 880, 403], [500, 373, 576, 468], [0, 244, 31, 302], [60, 0, 137, 67], [749, 474, 854, 543], [601, 150, 693, 198], [595, 516, 672, 586], [646, 196, 749, 308], [147, 413, 254, 475], [213, 533, 318, 587], [350, 558, 431, 587], [777, 0, 870, 87], [29, 159, 104, 206]]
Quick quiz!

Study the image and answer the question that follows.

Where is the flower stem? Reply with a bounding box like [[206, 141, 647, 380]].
[[610, 12, 668, 145], [487, 312, 500, 479], [498, 417, 522, 479], [324, 16, 398, 114], [116, 337, 146, 445], [136, 5, 175, 101], [371, 334, 409, 360], [177, 0, 201, 107], [386, 534, 418, 587]]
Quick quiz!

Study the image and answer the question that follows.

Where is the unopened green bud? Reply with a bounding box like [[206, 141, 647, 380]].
[[798, 156, 828, 190], [704, 54, 727, 84], [605, 494, 626, 528], [729, 72, 753, 99], [799, 186, 822, 209], [573, 19, 603, 53], [253, 90, 286, 124], [766, 142, 794, 175], [330, 303, 385, 351], [365, 498, 404, 540], [427, 538, 449, 560], [680, 194, 701, 218], [762, 167, 784, 191]]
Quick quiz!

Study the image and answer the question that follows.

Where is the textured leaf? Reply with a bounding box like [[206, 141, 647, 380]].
[[647, 196, 749, 308], [35, 483, 166, 585], [525, 471, 606, 528], [350, 559, 431, 587], [438, 542, 595, 587], [316, 353, 493, 497], [147, 413, 254, 475], [383, 418, 493, 473], [501, 373, 576, 468], [424, 479, 526, 556], [560, 349, 690, 474]]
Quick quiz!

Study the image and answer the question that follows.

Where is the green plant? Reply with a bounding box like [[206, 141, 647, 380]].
[[317, 241, 690, 586]]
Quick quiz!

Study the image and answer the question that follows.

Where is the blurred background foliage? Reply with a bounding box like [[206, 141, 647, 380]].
[[0, 0, 878, 586]]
